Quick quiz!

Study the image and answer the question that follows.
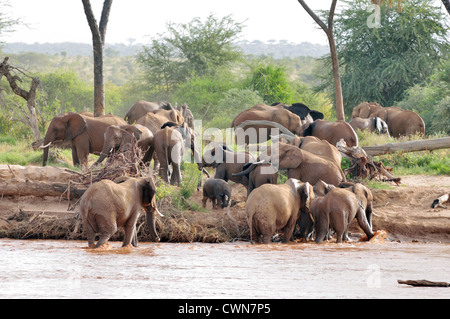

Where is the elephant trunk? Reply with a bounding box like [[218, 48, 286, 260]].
[[145, 207, 160, 242], [95, 145, 113, 164]]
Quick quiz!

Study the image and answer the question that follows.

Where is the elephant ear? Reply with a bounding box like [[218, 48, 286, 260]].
[[300, 182, 314, 212], [141, 177, 157, 207], [65, 114, 87, 141], [279, 147, 303, 169], [124, 125, 142, 140]]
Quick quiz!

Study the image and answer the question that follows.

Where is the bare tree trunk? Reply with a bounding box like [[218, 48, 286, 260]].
[[297, 0, 345, 121], [81, 0, 113, 117], [0, 57, 42, 142]]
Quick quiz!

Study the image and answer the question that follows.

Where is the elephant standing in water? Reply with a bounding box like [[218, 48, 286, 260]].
[[41, 113, 126, 167], [80, 176, 161, 248], [245, 178, 315, 244]]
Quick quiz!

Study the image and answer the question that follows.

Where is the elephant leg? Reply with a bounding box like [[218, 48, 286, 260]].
[[84, 221, 96, 249], [95, 219, 117, 248], [202, 196, 207, 208], [72, 147, 80, 166], [282, 215, 297, 243], [153, 154, 160, 171], [159, 164, 170, 183], [315, 212, 330, 244], [170, 162, 182, 185], [132, 230, 138, 247], [123, 214, 140, 247]]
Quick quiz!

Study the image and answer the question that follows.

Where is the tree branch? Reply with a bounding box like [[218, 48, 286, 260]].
[[297, 0, 329, 34], [81, 0, 101, 42], [99, 0, 113, 44]]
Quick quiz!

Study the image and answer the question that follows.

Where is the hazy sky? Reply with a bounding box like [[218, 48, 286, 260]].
[[4, 0, 336, 45]]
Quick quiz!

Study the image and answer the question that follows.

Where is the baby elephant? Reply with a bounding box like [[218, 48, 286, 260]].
[[311, 183, 374, 244], [202, 178, 231, 209], [79, 176, 161, 249]]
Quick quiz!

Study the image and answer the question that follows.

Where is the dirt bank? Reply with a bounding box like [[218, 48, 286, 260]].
[[0, 175, 449, 243]]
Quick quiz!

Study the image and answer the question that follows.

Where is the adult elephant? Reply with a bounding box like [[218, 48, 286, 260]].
[[301, 119, 359, 147], [41, 113, 126, 167], [124, 100, 174, 124], [258, 142, 346, 186], [246, 178, 315, 244], [348, 117, 389, 136], [176, 103, 195, 129], [370, 107, 425, 138], [311, 183, 374, 244], [232, 161, 277, 195], [351, 102, 383, 119], [80, 176, 161, 248], [231, 104, 303, 144], [291, 136, 342, 167], [94, 124, 153, 165], [198, 144, 255, 188]]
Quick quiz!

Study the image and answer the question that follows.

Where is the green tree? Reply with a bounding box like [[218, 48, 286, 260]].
[[317, 0, 449, 116], [138, 14, 244, 98], [246, 61, 293, 105]]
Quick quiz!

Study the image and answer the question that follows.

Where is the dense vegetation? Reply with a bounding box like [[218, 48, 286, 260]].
[[0, 4, 449, 181]]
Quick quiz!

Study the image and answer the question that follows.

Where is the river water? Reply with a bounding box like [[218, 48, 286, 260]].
[[0, 238, 448, 299]]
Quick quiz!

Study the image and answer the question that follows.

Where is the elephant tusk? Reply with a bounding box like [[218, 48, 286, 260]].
[[308, 211, 315, 223], [39, 141, 52, 149], [155, 206, 164, 217]]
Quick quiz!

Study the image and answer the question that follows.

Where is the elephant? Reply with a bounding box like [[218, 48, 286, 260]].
[[41, 112, 127, 167], [258, 142, 346, 187], [176, 103, 195, 129], [300, 119, 359, 147], [147, 123, 201, 185], [94, 124, 153, 165], [290, 136, 342, 167], [231, 104, 303, 144], [348, 117, 389, 136], [232, 161, 277, 195], [296, 180, 335, 240], [198, 144, 255, 188], [369, 106, 425, 138], [311, 183, 374, 244], [245, 178, 315, 244], [79, 176, 161, 248], [202, 178, 232, 209], [351, 102, 383, 119], [272, 102, 324, 124], [124, 100, 174, 124]]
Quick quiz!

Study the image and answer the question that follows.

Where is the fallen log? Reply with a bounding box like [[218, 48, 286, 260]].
[[0, 180, 87, 199], [398, 280, 450, 287], [363, 137, 450, 156]]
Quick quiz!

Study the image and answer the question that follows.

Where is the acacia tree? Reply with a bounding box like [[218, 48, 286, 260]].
[[81, 0, 112, 117], [297, 0, 345, 121]]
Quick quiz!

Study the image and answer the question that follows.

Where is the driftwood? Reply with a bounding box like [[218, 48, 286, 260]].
[[363, 137, 450, 156], [398, 280, 450, 287]]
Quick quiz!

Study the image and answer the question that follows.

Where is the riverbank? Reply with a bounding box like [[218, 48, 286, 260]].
[[0, 175, 449, 243]]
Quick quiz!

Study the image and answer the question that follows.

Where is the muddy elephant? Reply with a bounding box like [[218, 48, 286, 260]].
[[259, 142, 346, 187], [300, 119, 358, 147], [124, 100, 174, 124], [311, 183, 374, 244], [41, 113, 127, 167], [246, 178, 315, 244], [291, 136, 342, 167], [79, 176, 161, 248], [202, 178, 232, 209], [198, 144, 255, 188], [351, 102, 383, 119], [231, 104, 303, 144], [348, 117, 389, 136], [94, 124, 153, 165], [232, 161, 277, 195], [370, 106, 425, 138]]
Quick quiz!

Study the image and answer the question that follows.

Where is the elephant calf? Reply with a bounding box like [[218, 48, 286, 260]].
[[79, 176, 161, 249], [311, 183, 374, 244], [202, 178, 231, 210], [246, 178, 315, 244]]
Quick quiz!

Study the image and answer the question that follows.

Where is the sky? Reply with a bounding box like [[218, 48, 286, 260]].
[[3, 0, 336, 45]]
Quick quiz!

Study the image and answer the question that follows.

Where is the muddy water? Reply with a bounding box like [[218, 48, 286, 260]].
[[0, 239, 449, 299]]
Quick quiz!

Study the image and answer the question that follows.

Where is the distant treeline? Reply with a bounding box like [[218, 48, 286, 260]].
[[1, 40, 328, 58]]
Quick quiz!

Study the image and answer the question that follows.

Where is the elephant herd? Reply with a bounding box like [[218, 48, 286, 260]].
[[41, 100, 424, 248]]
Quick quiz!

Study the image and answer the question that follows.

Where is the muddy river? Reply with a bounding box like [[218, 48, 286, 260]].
[[0, 239, 448, 299]]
